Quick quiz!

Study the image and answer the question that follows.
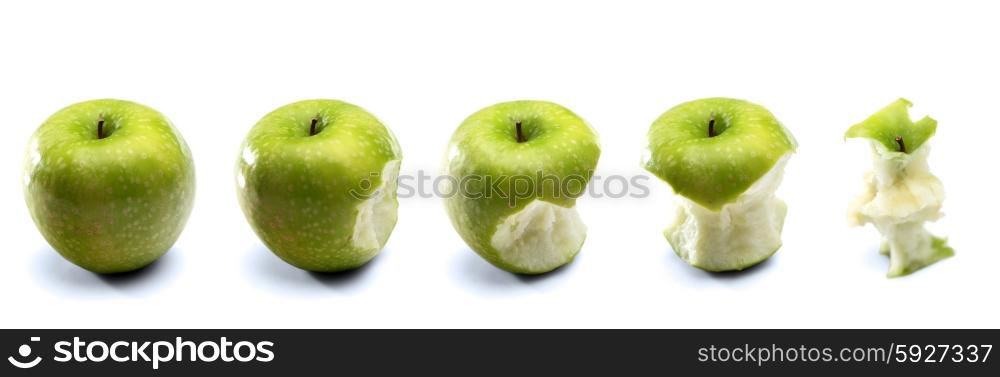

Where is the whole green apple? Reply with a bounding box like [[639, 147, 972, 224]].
[[643, 98, 796, 271], [23, 99, 196, 273], [443, 100, 600, 274], [236, 99, 402, 272]]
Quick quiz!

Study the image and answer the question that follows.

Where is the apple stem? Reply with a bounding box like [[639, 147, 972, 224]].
[[515, 121, 526, 143], [309, 116, 319, 136], [708, 115, 717, 137], [895, 136, 906, 153], [97, 113, 105, 139]]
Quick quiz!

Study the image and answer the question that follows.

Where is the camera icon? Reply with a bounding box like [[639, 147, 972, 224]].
[[7, 337, 42, 369]]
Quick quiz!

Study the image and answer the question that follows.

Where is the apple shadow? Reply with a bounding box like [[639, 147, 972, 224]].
[[97, 258, 168, 285], [31, 247, 182, 298], [449, 248, 576, 294], [663, 248, 777, 283], [514, 261, 574, 283], [308, 259, 378, 286], [245, 245, 377, 295], [702, 257, 775, 280], [863, 245, 890, 274], [861, 244, 932, 279]]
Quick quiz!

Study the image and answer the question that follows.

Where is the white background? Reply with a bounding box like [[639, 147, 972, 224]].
[[0, 0, 996, 329]]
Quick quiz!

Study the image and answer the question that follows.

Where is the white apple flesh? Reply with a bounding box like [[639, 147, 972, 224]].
[[848, 143, 950, 277], [665, 155, 790, 271], [489, 200, 587, 272]]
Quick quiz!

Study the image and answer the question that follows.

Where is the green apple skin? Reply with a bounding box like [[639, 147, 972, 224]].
[[644, 98, 797, 211], [237, 100, 402, 272], [23, 99, 196, 273], [443, 100, 600, 274], [845, 98, 936, 154]]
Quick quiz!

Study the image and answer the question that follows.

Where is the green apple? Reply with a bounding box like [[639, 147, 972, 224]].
[[23, 99, 196, 273], [643, 98, 797, 271], [236, 99, 402, 272], [443, 100, 600, 274], [846, 98, 953, 277]]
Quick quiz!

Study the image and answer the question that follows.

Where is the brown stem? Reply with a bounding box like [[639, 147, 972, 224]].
[[895, 136, 906, 153], [708, 114, 716, 137], [309, 116, 319, 136], [97, 114, 105, 139], [515, 121, 526, 143]]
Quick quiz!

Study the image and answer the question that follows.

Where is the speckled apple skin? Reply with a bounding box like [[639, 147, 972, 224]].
[[443, 101, 600, 274], [845, 98, 936, 155], [23, 99, 196, 274], [236, 100, 402, 272], [644, 98, 797, 211]]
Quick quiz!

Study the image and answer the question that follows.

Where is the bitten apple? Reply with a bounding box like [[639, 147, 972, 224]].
[[236, 100, 402, 272], [643, 98, 797, 271], [443, 100, 600, 274], [846, 98, 953, 277]]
